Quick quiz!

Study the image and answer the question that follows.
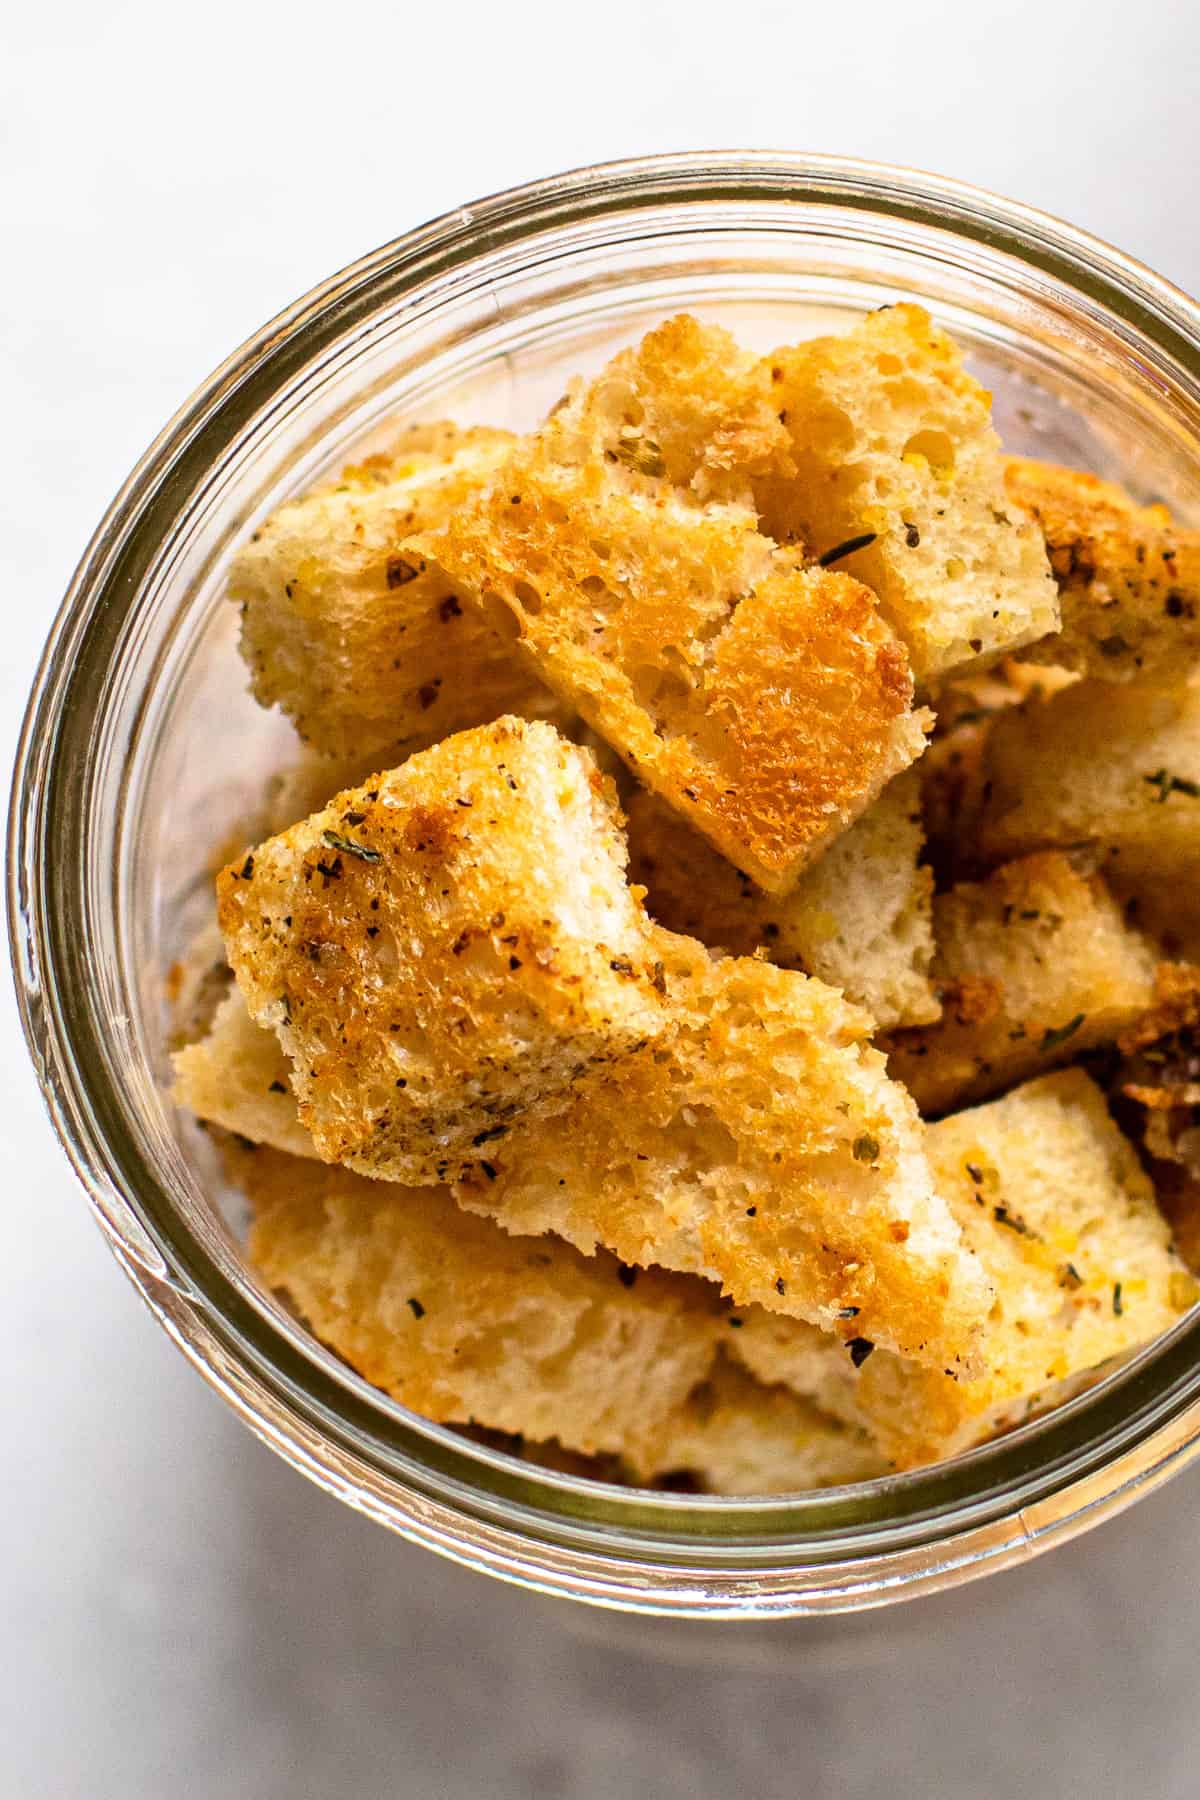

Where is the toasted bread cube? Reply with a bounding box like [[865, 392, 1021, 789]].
[[242, 1147, 723, 1465], [626, 769, 938, 1030], [546, 313, 793, 502], [753, 305, 1059, 683], [172, 988, 316, 1158], [886, 853, 1158, 1116], [417, 449, 928, 893], [217, 719, 668, 1184], [919, 661, 1078, 888], [642, 1355, 888, 1494], [453, 946, 992, 1370], [231, 423, 557, 760], [978, 677, 1200, 916], [734, 1070, 1195, 1466], [1005, 456, 1200, 680]]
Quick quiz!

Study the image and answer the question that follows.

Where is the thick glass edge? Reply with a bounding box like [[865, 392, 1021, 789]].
[[10, 152, 1200, 1607]]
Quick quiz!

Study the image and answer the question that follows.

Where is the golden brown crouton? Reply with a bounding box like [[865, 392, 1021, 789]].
[[217, 719, 668, 1184], [453, 945, 992, 1370], [978, 673, 1200, 889], [886, 853, 1158, 1115], [231, 423, 556, 760], [1005, 456, 1200, 680], [172, 989, 315, 1158], [752, 305, 1059, 683], [545, 312, 793, 502], [920, 661, 1079, 886], [243, 1148, 724, 1466], [626, 769, 938, 1030], [417, 448, 928, 893], [734, 1070, 1195, 1467], [642, 1355, 889, 1494]]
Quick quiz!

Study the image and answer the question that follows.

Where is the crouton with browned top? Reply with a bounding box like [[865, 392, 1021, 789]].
[[453, 944, 992, 1371], [217, 718, 668, 1184], [753, 305, 1059, 682]]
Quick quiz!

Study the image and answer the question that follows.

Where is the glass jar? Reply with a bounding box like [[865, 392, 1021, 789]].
[[11, 152, 1200, 1618]]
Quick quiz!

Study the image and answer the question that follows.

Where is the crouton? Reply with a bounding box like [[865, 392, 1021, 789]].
[[1107, 964, 1200, 1187], [417, 448, 928, 893], [1005, 456, 1200, 680], [165, 919, 233, 1049], [626, 769, 939, 1030], [751, 305, 1059, 683], [545, 312, 792, 502], [886, 853, 1158, 1115], [172, 988, 315, 1158], [231, 423, 557, 760], [978, 677, 1200, 916], [920, 662, 1078, 886], [642, 1355, 889, 1494], [243, 1148, 724, 1466], [217, 718, 668, 1184], [454, 946, 992, 1370], [734, 1070, 1195, 1466]]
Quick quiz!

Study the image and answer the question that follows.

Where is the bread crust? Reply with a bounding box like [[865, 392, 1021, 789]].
[[1006, 456, 1200, 681]]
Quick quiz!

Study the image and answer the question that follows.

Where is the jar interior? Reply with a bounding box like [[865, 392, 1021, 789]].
[[67, 187, 1200, 1556]]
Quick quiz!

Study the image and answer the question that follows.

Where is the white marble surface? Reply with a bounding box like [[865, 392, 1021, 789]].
[[3, 5, 1199, 1794]]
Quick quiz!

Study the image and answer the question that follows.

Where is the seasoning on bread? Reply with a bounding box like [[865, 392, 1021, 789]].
[[752, 305, 1059, 683], [733, 1070, 1195, 1466], [232, 424, 555, 761], [172, 988, 314, 1158], [217, 718, 668, 1184], [244, 1146, 724, 1467], [886, 852, 1158, 1115], [1005, 456, 1200, 681], [414, 358, 929, 895], [626, 768, 938, 1030], [977, 677, 1200, 921], [454, 945, 992, 1370]]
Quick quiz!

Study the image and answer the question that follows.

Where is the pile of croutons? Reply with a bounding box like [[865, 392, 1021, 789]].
[[173, 304, 1200, 1494]]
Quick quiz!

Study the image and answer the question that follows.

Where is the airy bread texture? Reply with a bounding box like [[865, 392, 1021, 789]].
[[977, 678, 1200, 922], [752, 305, 1059, 683], [172, 988, 314, 1158], [1005, 457, 1200, 680], [733, 1070, 1194, 1467], [626, 768, 938, 1030], [545, 312, 792, 503], [414, 334, 929, 895], [231, 423, 554, 760], [886, 852, 1158, 1116], [217, 719, 668, 1184], [244, 1147, 724, 1467], [645, 1355, 889, 1493], [453, 943, 992, 1370]]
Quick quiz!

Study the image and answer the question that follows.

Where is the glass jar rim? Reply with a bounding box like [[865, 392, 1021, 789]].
[[11, 150, 1200, 1616]]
